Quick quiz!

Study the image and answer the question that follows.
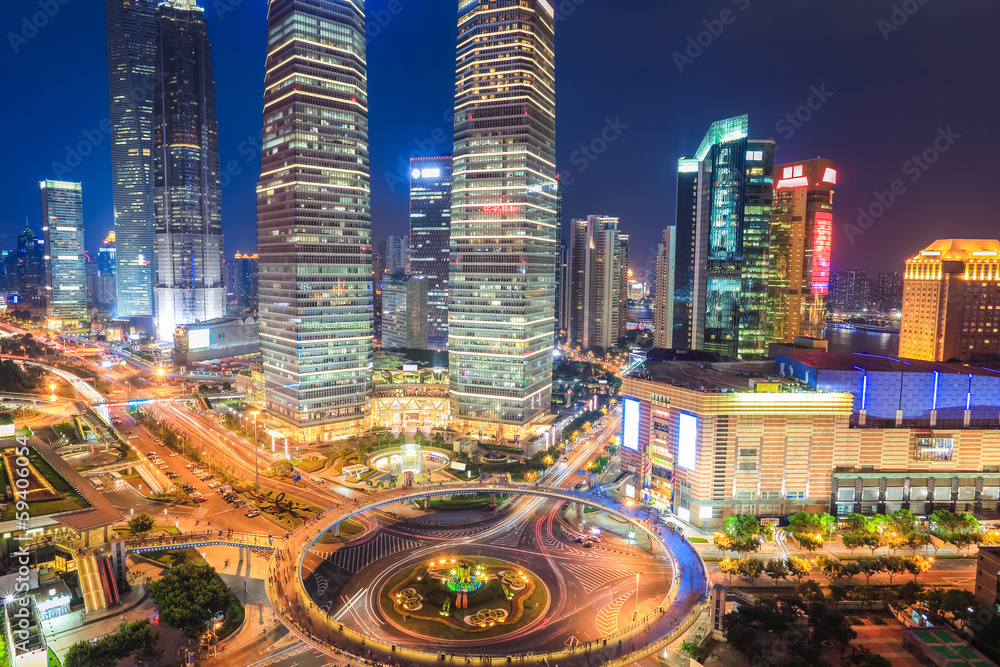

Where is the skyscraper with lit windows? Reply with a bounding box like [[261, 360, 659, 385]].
[[105, 0, 157, 320], [766, 158, 836, 344], [409, 156, 452, 349], [256, 0, 372, 444], [448, 0, 558, 441], [671, 115, 774, 358], [40, 181, 87, 329], [152, 0, 224, 342]]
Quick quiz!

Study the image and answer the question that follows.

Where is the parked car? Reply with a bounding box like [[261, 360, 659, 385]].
[[245, 509, 260, 518]]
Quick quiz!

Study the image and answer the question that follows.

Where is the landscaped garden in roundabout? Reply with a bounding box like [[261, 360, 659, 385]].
[[380, 556, 548, 640]]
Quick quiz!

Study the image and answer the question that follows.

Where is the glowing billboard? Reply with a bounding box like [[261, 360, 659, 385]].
[[188, 328, 210, 350], [623, 398, 640, 451], [677, 412, 698, 471]]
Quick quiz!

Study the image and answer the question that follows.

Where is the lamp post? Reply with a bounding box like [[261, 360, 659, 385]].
[[251, 410, 261, 492]]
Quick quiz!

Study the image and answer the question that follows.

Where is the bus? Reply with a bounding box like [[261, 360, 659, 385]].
[[108, 471, 124, 486]]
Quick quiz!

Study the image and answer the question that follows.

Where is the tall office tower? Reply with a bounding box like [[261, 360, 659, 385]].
[[568, 217, 589, 345], [448, 0, 557, 441], [567, 216, 629, 350], [653, 228, 675, 348], [40, 181, 87, 329], [152, 0, 224, 342], [672, 115, 774, 358], [876, 271, 904, 313], [106, 0, 157, 319], [96, 231, 118, 313], [14, 226, 46, 305], [235, 252, 259, 315], [830, 269, 871, 312], [899, 240, 1000, 362], [557, 239, 571, 338], [257, 0, 372, 444], [385, 236, 409, 275], [766, 159, 836, 344], [382, 273, 429, 350], [409, 157, 452, 348]]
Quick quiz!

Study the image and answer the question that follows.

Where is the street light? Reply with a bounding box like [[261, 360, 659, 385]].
[[250, 410, 261, 492]]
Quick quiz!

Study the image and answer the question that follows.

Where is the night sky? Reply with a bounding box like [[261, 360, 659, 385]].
[[2, 0, 997, 278]]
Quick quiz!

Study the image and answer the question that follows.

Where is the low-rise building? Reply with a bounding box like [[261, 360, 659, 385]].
[[975, 546, 1000, 614], [622, 352, 1000, 529], [173, 316, 260, 366]]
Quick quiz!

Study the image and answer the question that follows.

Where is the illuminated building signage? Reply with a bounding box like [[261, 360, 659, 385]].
[[482, 205, 518, 214], [412, 168, 442, 179], [822, 167, 838, 184], [677, 413, 698, 471], [623, 398, 640, 451], [188, 328, 210, 350], [812, 212, 833, 294]]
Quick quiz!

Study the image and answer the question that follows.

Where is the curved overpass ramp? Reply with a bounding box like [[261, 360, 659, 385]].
[[267, 480, 708, 666]]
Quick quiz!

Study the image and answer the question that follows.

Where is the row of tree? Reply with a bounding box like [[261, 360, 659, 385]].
[[719, 554, 933, 586]]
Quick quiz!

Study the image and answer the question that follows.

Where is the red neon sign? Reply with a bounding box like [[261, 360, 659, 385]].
[[482, 205, 519, 214], [811, 212, 832, 295]]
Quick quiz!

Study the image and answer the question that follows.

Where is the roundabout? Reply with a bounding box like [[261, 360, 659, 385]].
[[267, 481, 709, 665]]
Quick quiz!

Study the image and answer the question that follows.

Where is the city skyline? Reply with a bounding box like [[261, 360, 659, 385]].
[[3, 3, 996, 277]]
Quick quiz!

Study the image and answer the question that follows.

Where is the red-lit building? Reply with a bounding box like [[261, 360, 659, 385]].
[[766, 158, 836, 345]]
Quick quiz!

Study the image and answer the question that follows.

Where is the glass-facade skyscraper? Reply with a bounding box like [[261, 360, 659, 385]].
[[672, 115, 774, 359], [409, 156, 452, 349], [105, 0, 157, 320], [40, 181, 87, 329], [448, 0, 558, 440], [766, 158, 836, 344], [152, 0, 224, 342], [257, 0, 373, 444]]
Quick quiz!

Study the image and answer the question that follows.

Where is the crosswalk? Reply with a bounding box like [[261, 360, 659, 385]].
[[562, 564, 639, 594], [595, 592, 633, 636], [401, 525, 490, 539], [490, 527, 525, 548], [312, 532, 422, 574]]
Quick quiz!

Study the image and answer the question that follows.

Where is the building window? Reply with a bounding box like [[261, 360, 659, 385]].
[[914, 437, 954, 461], [739, 462, 757, 471]]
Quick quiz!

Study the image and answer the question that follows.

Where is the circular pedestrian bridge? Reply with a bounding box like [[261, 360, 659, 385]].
[[267, 480, 709, 666]]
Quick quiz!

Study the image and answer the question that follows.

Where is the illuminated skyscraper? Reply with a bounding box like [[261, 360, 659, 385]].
[[767, 159, 836, 344], [448, 0, 558, 440], [900, 240, 1000, 362], [256, 0, 372, 444], [105, 0, 157, 319], [40, 181, 87, 329], [653, 228, 674, 349], [152, 0, 224, 342], [568, 216, 629, 350], [672, 115, 774, 358], [409, 156, 452, 348]]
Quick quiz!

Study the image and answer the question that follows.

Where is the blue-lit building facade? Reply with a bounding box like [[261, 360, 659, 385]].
[[409, 156, 452, 349], [670, 115, 774, 359]]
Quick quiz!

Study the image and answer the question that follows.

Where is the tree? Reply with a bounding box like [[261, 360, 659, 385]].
[[886, 509, 917, 535], [797, 580, 825, 602], [857, 557, 884, 584], [816, 556, 844, 581], [843, 513, 875, 536], [680, 639, 710, 662], [882, 556, 906, 584], [736, 557, 765, 585], [718, 558, 739, 584], [723, 514, 762, 541], [884, 532, 910, 554], [148, 562, 238, 638], [764, 558, 789, 586], [270, 459, 294, 477], [64, 620, 160, 667], [128, 513, 155, 538], [852, 584, 877, 611], [902, 555, 932, 582], [786, 556, 811, 583], [841, 561, 862, 586], [939, 589, 978, 627], [797, 533, 823, 553], [842, 533, 867, 556], [714, 531, 736, 556], [947, 532, 981, 554], [907, 532, 932, 553]]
